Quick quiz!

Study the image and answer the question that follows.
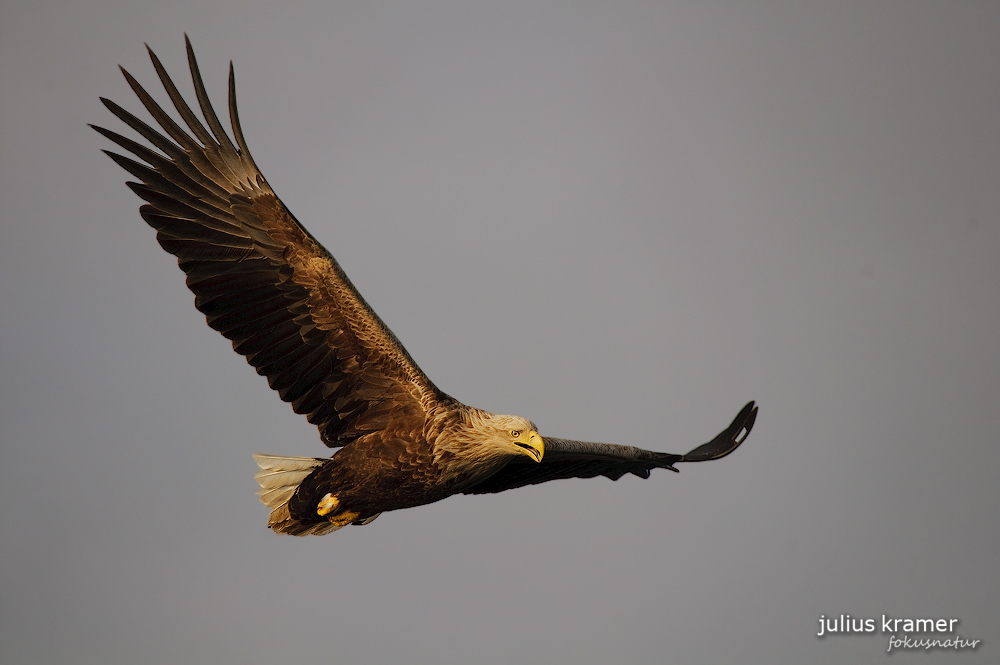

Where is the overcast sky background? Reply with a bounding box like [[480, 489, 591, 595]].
[[2, 2, 998, 664]]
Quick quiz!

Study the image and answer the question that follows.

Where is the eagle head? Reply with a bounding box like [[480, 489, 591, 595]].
[[486, 414, 544, 463]]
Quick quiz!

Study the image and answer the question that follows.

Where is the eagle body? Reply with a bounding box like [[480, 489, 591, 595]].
[[95, 37, 758, 536], [258, 406, 542, 534]]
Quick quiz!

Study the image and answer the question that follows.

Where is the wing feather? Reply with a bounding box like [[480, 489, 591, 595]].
[[465, 402, 757, 494], [95, 37, 445, 447]]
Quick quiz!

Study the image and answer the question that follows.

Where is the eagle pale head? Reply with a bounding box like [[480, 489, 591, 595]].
[[485, 414, 544, 463]]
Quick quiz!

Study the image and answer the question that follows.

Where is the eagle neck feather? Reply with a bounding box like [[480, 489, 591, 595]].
[[431, 405, 512, 484]]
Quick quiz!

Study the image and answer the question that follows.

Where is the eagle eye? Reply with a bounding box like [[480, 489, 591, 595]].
[[511, 430, 521, 438]]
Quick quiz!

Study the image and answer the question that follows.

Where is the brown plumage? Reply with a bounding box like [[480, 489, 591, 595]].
[[94, 37, 758, 536]]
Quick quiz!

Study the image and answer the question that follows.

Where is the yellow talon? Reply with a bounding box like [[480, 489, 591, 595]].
[[316, 493, 339, 516], [328, 510, 361, 527]]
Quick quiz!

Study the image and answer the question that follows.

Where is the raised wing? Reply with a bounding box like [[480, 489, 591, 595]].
[[93, 37, 446, 447], [464, 401, 757, 494]]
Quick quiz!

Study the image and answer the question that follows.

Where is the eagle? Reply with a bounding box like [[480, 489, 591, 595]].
[[94, 38, 758, 536]]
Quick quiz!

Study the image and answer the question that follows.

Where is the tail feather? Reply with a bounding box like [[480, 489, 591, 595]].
[[252, 453, 333, 535], [264, 504, 345, 536], [257, 486, 298, 509]]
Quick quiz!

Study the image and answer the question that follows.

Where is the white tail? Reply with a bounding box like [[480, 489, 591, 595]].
[[251, 453, 337, 536], [251, 453, 381, 535], [252, 453, 323, 508]]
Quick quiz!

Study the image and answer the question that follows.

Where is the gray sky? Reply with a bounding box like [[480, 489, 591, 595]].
[[2, 2, 998, 663]]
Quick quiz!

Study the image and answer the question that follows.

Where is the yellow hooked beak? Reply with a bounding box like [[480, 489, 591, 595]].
[[513, 430, 544, 463]]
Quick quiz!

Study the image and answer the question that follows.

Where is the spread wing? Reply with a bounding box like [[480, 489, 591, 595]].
[[93, 37, 446, 447], [464, 401, 757, 494]]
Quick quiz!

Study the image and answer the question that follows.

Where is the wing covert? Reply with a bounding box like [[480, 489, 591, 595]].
[[94, 37, 445, 447]]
